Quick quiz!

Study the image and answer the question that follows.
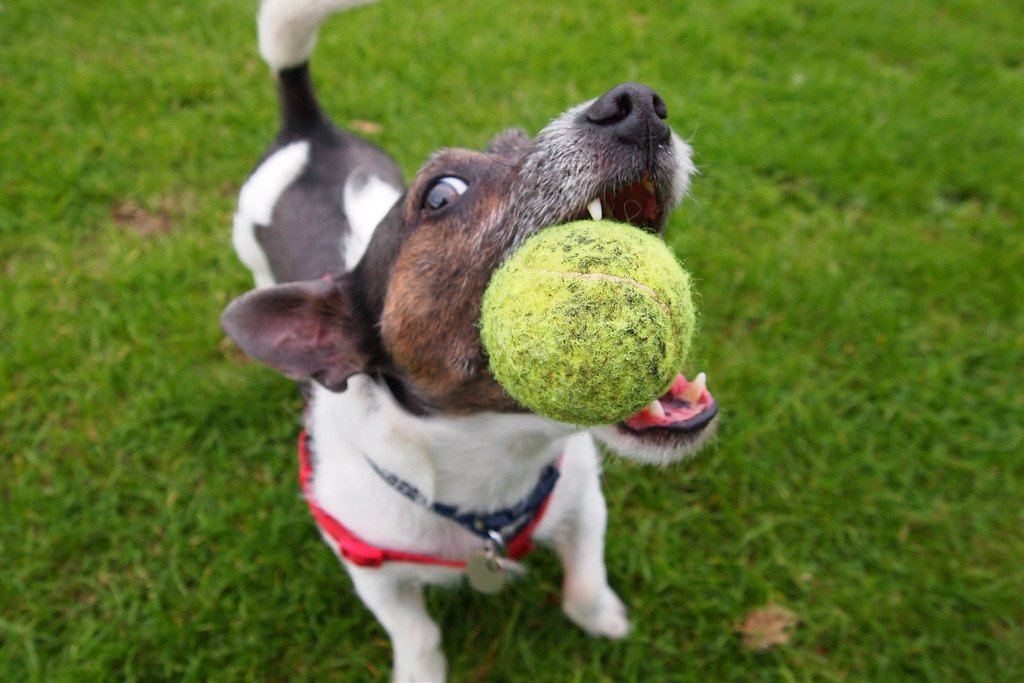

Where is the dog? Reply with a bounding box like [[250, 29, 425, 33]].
[[221, 1, 719, 680]]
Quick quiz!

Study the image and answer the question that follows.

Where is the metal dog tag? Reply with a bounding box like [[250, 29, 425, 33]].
[[466, 550, 507, 594], [467, 530, 509, 594]]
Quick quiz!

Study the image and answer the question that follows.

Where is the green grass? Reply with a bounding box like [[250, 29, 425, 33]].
[[2, 0, 1022, 680]]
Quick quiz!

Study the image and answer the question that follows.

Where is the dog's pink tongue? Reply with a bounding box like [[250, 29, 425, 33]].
[[624, 373, 714, 429]]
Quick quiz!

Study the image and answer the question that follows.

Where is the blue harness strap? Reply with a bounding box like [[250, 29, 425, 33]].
[[364, 456, 562, 544]]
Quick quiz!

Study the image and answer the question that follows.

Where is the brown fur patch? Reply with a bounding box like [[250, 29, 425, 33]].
[[380, 149, 525, 413]]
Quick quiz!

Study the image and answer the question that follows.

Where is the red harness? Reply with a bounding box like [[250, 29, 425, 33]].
[[298, 431, 555, 568]]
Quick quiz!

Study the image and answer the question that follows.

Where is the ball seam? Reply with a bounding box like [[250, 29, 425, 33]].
[[528, 269, 671, 317]]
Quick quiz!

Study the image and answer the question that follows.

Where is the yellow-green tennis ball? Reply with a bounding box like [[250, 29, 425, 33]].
[[480, 220, 697, 425]]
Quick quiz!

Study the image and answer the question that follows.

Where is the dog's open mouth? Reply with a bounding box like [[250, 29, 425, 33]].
[[620, 372, 717, 440], [572, 175, 664, 231]]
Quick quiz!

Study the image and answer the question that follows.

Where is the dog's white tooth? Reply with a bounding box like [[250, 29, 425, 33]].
[[648, 399, 666, 418], [587, 198, 603, 221], [642, 179, 655, 192], [682, 372, 707, 404]]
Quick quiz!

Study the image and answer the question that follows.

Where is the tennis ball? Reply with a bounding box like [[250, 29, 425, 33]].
[[480, 220, 697, 425]]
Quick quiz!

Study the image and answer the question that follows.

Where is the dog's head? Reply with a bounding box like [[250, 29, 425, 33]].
[[223, 83, 717, 462]]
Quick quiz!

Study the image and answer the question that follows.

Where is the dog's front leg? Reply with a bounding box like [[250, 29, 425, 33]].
[[545, 435, 631, 639], [346, 566, 446, 682]]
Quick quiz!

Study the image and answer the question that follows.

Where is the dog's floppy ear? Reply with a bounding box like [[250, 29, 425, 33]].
[[220, 278, 373, 392]]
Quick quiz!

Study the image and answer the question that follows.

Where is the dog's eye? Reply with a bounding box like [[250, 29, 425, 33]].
[[423, 177, 468, 211]]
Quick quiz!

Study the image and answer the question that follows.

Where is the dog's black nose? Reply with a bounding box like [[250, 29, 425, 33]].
[[585, 83, 670, 146]]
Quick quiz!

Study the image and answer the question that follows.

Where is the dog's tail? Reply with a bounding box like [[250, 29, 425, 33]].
[[257, 0, 380, 131], [258, 0, 379, 72]]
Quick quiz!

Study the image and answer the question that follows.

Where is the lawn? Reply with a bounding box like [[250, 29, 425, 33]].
[[2, 0, 1022, 681]]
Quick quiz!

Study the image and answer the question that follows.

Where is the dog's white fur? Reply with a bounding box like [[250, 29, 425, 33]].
[[308, 375, 628, 681], [341, 171, 402, 270], [259, 0, 381, 71], [232, 140, 310, 288]]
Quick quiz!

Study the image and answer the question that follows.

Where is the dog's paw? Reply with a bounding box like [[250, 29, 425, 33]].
[[563, 586, 631, 639], [391, 622, 446, 682], [392, 648, 446, 683]]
